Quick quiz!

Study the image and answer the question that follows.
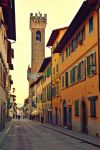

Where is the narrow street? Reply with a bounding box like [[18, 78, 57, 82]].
[[0, 119, 100, 150]]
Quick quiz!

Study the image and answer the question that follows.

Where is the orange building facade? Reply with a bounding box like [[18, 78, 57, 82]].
[[53, 0, 100, 136]]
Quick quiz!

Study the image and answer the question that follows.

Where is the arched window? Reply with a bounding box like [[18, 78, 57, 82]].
[[36, 31, 41, 42]]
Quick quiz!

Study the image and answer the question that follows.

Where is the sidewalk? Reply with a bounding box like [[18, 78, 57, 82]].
[[0, 119, 13, 148], [36, 122, 100, 148]]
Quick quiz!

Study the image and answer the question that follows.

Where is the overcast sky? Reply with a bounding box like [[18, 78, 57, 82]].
[[11, 0, 84, 107]]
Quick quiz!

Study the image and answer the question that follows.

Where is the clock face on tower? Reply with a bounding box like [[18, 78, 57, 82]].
[[36, 31, 41, 42]]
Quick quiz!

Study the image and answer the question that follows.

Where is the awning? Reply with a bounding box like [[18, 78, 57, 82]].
[[31, 109, 40, 115]]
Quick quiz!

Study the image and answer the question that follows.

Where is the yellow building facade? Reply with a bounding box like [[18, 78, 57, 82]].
[[38, 57, 51, 123], [47, 27, 67, 125], [54, 0, 100, 136]]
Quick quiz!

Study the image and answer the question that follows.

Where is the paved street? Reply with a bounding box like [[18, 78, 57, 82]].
[[0, 119, 100, 150]]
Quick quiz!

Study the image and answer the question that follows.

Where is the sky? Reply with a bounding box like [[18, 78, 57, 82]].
[[11, 0, 84, 107]]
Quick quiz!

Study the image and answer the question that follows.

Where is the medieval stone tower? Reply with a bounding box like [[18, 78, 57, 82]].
[[30, 12, 47, 74]]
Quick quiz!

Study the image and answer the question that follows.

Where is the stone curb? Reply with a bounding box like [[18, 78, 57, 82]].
[[0, 120, 13, 148], [35, 122, 100, 148]]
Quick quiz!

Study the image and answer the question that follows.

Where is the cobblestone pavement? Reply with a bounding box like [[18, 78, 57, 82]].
[[0, 119, 100, 150]]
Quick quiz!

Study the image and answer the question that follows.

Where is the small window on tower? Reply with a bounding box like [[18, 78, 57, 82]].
[[36, 31, 41, 42]]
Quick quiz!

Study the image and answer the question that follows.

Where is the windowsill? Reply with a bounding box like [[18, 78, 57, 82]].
[[89, 30, 93, 35], [70, 77, 86, 87], [61, 86, 65, 90], [56, 72, 58, 75], [90, 115, 97, 119], [75, 114, 79, 117], [88, 73, 96, 78], [52, 95, 59, 98]]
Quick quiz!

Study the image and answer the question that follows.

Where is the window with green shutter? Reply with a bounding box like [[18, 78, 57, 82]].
[[82, 60, 86, 79], [46, 66, 51, 77], [78, 62, 82, 81], [70, 69, 73, 85], [74, 100, 79, 116], [74, 66, 78, 83], [66, 47, 69, 58], [65, 72, 68, 87], [73, 67, 75, 83], [87, 56, 90, 76], [90, 52, 96, 75], [70, 68, 75, 85], [72, 39, 77, 52]]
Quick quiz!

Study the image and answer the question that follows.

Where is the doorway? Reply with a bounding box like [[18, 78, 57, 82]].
[[55, 107, 58, 125], [81, 101, 87, 133], [63, 101, 67, 126]]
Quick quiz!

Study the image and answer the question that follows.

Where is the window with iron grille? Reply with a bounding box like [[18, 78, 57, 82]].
[[90, 99, 96, 117]]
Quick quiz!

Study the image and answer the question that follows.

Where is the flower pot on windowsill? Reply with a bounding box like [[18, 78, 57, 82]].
[[78, 40, 83, 45]]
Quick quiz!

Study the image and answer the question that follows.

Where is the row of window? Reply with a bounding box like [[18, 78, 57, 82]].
[[37, 52, 96, 99], [74, 98, 96, 118], [37, 82, 60, 101], [37, 84, 52, 102], [0, 58, 6, 89], [62, 16, 94, 62], [61, 52, 96, 88], [52, 82, 59, 97]]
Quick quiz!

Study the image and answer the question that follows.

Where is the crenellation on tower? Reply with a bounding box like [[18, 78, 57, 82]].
[[30, 12, 47, 30]]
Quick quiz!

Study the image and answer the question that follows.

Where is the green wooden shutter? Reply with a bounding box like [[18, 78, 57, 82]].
[[70, 70, 72, 85], [49, 67, 51, 76], [75, 100, 79, 116], [78, 62, 82, 80], [65, 72, 68, 87], [87, 56, 90, 76], [73, 67, 75, 83]]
